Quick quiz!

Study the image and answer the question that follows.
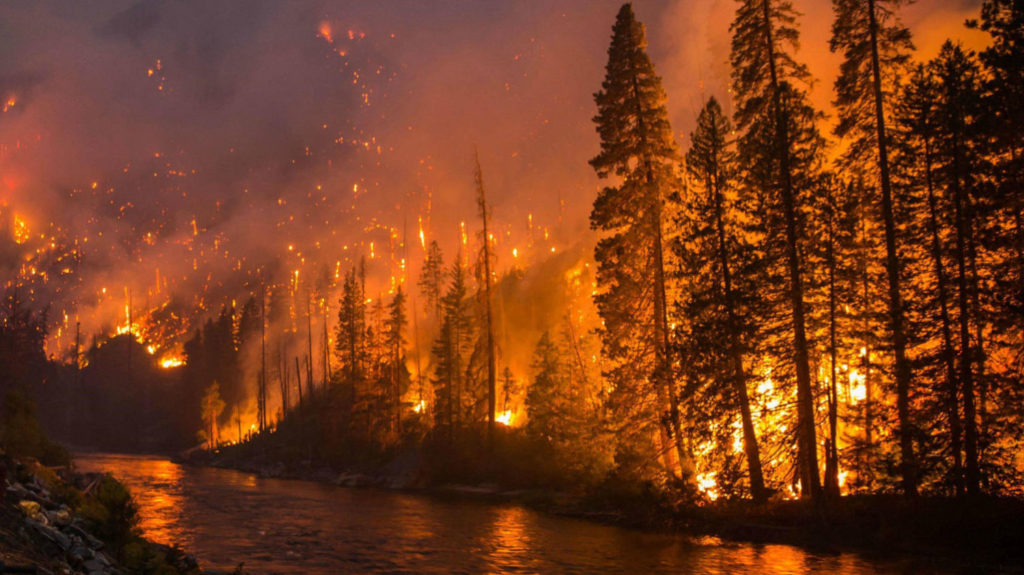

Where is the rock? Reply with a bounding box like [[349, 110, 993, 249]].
[[18, 499, 48, 523], [66, 524, 105, 550], [47, 508, 72, 526], [69, 543, 90, 564], [31, 519, 73, 550]]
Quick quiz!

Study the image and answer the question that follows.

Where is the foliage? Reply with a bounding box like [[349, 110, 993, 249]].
[[0, 391, 71, 467], [79, 474, 140, 557]]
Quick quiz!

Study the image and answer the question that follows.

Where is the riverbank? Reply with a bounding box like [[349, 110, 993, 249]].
[[184, 444, 1024, 572], [1, 454, 202, 574]]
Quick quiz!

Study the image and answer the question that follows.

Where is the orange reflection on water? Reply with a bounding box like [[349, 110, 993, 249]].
[[486, 505, 533, 573], [77, 454, 186, 548], [127, 458, 185, 546]]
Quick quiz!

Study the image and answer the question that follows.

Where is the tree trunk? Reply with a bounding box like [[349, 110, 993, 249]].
[[631, 75, 692, 482], [759, 0, 821, 498], [476, 153, 498, 448], [825, 185, 840, 498], [867, 0, 916, 496], [950, 123, 981, 495], [711, 167, 768, 502], [922, 137, 963, 495]]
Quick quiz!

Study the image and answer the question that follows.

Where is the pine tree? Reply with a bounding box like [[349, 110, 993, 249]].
[[678, 97, 768, 501], [526, 332, 570, 442], [929, 43, 987, 494], [474, 151, 498, 445], [831, 0, 918, 496], [894, 64, 964, 494], [525, 330, 613, 483], [590, 3, 691, 483], [971, 0, 1024, 495], [730, 0, 826, 498], [336, 267, 366, 388], [972, 0, 1024, 293], [419, 241, 445, 322], [810, 175, 862, 496], [431, 256, 473, 438], [200, 381, 225, 449], [386, 286, 408, 437]]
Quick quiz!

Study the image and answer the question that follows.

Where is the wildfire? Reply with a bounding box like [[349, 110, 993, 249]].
[[496, 410, 515, 426], [697, 472, 719, 501], [160, 356, 184, 369], [11, 215, 30, 244], [412, 400, 426, 414], [318, 21, 333, 43]]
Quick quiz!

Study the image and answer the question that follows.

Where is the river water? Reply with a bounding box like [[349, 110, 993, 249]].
[[75, 453, 955, 574]]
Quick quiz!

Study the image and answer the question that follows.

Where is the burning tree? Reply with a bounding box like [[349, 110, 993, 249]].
[[675, 97, 768, 501], [589, 3, 692, 485], [729, 0, 828, 499]]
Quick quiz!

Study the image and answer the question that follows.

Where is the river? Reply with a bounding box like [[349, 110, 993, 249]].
[[75, 453, 954, 574]]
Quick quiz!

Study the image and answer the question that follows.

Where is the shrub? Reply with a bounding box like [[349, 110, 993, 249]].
[[79, 474, 139, 556]]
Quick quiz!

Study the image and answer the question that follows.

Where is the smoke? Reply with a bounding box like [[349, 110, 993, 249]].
[[0, 0, 986, 364]]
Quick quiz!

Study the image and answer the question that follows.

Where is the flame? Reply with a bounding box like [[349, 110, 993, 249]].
[[496, 410, 515, 426], [697, 472, 719, 501], [160, 356, 184, 369], [318, 21, 333, 43], [412, 400, 426, 414], [12, 214, 30, 244], [849, 368, 866, 403]]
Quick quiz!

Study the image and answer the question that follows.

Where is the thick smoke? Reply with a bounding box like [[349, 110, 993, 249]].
[[0, 0, 985, 368]]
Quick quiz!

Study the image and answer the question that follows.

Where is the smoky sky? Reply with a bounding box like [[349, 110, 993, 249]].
[[0, 0, 985, 348]]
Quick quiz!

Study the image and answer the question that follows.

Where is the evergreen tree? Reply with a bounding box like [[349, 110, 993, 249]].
[[526, 330, 614, 484], [677, 97, 768, 501], [200, 381, 225, 449], [894, 65, 964, 493], [590, 3, 691, 483], [472, 151, 498, 444], [929, 43, 987, 494], [335, 268, 365, 385], [810, 175, 863, 496], [730, 0, 827, 498], [386, 286, 409, 437], [419, 241, 445, 321], [971, 0, 1024, 494], [431, 256, 473, 437], [972, 0, 1024, 300], [526, 332, 569, 442], [831, 0, 918, 496]]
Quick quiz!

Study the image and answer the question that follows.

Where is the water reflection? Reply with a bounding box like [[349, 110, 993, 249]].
[[486, 505, 533, 573], [76, 454, 965, 574], [76, 454, 190, 549]]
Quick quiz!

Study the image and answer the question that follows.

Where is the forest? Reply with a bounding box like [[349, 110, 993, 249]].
[[2, 0, 1024, 515]]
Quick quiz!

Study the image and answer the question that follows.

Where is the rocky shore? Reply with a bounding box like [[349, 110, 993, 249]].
[[1, 457, 200, 575]]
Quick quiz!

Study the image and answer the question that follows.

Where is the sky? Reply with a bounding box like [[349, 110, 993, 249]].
[[0, 0, 988, 352]]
